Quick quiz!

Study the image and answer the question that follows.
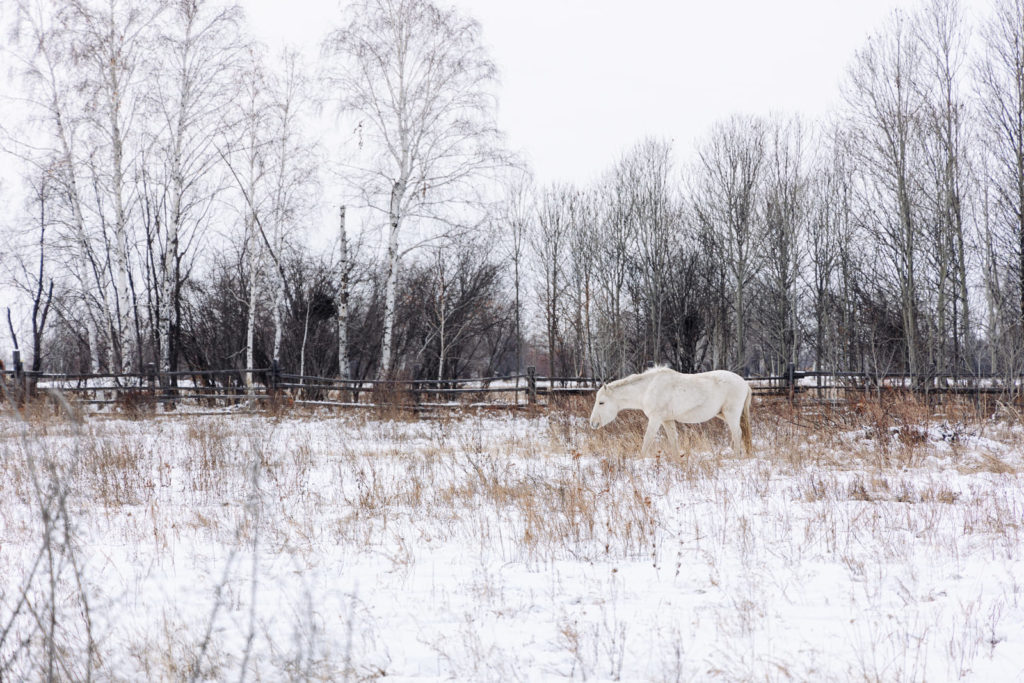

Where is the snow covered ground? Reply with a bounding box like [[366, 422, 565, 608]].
[[1, 403, 1022, 680]]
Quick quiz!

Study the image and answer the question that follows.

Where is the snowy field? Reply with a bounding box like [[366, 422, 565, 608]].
[[1, 400, 1023, 681]]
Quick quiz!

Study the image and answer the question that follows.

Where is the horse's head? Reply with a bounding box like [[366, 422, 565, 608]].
[[589, 385, 618, 429]]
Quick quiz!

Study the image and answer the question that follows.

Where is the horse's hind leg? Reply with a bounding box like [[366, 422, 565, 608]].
[[716, 403, 742, 455], [721, 411, 743, 455], [661, 420, 681, 460]]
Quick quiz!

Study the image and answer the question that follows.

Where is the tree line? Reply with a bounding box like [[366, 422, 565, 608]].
[[2, 0, 1023, 388]]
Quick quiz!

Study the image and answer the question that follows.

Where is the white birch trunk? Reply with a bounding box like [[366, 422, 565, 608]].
[[272, 272, 284, 362], [160, 87, 188, 376], [86, 315, 100, 375], [108, 52, 133, 375], [160, 219, 178, 375], [379, 179, 406, 378], [244, 198, 259, 393], [300, 295, 311, 382], [436, 260, 446, 382], [245, 255, 258, 393], [337, 206, 350, 380]]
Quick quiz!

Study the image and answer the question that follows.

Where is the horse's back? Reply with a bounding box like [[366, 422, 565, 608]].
[[639, 368, 740, 420], [698, 369, 748, 390], [646, 367, 744, 387]]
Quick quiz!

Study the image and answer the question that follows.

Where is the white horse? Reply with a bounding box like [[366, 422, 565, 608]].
[[589, 367, 753, 458]]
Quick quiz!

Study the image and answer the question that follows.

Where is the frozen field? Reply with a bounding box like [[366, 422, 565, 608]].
[[1, 401, 1023, 681]]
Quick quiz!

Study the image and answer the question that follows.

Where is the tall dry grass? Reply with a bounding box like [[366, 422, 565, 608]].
[[0, 391, 1021, 679]]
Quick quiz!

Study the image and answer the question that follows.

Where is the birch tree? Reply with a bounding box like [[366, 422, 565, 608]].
[[322, 0, 509, 378], [337, 206, 352, 380], [265, 50, 318, 365], [6, 0, 131, 373], [229, 48, 272, 389], [69, 0, 163, 373], [148, 0, 244, 378], [225, 48, 317, 387], [975, 0, 1024, 375]]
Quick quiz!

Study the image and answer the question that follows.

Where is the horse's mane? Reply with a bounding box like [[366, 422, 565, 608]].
[[604, 365, 671, 391]]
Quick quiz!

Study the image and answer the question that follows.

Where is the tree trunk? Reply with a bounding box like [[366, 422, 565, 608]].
[[161, 90, 187, 376], [110, 63, 133, 375], [272, 270, 284, 362], [244, 210, 259, 392], [337, 206, 350, 380], [379, 179, 406, 378], [300, 293, 311, 382]]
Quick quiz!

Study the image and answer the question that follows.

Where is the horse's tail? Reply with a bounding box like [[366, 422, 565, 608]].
[[741, 384, 753, 455]]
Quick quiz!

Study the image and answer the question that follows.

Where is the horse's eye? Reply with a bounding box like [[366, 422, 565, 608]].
[[599, 401, 604, 405]]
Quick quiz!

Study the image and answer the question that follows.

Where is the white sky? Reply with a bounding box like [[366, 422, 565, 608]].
[[242, 0, 989, 185]]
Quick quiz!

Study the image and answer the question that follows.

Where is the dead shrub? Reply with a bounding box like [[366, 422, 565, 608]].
[[84, 435, 147, 507], [115, 389, 157, 417], [370, 381, 419, 421]]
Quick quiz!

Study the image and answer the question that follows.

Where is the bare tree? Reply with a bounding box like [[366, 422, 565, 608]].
[[223, 48, 317, 388], [561, 187, 601, 378], [759, 115, 808, 374], [148, 0, 244, 378], [2, 166, 57, 377], [531, 184, 575, 378], [337, 206, 352, 380], [322, 0, 510, 378], [693, 115, 767, 371], [499, 173, 533, 378], [265, 50, 318, 365], [806, 124, 858, 374], [6, 0, 110, 374], [916, 0, 973, 377], [68, 0, 164, 373], [613, 138, 680, 366], [845, 10, 927, 382], [660, 220, 715, 373], [975, 0, 1024, 376], [592, 169, 639, 378], [230, 48, 273, 390]]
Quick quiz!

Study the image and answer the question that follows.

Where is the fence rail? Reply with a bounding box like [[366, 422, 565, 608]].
[[2, 356, 1023, 414]]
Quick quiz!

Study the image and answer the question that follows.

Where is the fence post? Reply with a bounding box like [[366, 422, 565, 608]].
[[527, 366, 537, 407], [271, 358, 281, 403], [146, 362, 156, 409], [787, 362, 795, 402], [13, 350, 24, 404]]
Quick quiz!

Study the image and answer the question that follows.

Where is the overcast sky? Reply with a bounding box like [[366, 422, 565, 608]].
[[242, 0, 989, 184]]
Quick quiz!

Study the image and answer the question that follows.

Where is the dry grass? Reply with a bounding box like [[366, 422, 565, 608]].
[[0, 393, 1022, 679]]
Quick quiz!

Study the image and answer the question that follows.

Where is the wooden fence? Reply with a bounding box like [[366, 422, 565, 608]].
[[2, 352, 1022, 414]]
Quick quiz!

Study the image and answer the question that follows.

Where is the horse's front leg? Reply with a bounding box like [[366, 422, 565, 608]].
[[640, 419, 660, 458]]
